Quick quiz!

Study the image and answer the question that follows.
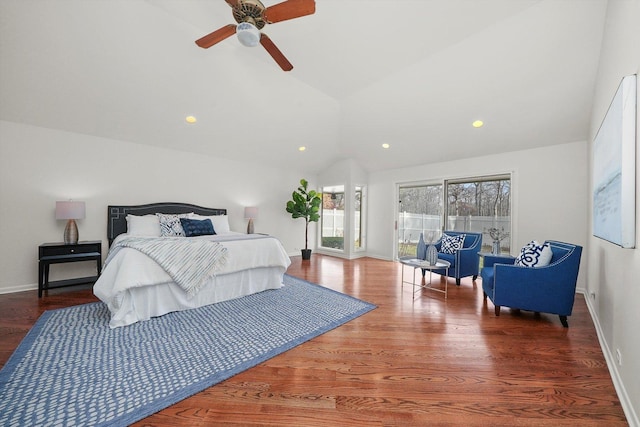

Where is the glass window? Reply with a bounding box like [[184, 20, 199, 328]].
[[397, 175, 511, 258], [321, 185, 345, 250], [354, 186, 364, 251], [445, 176, 511, 253]]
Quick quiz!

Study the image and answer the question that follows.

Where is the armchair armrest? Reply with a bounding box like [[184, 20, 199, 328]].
[[456, 235, 482, 277], [492, 262, 578, 315], [482, 254, 515, 268], [457, 244, 479, 266]]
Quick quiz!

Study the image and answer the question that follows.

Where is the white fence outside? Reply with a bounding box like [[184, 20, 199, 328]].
[[398, 213, 511, 251], [321, 210, 361, 242], [320, 211, 509, 252]]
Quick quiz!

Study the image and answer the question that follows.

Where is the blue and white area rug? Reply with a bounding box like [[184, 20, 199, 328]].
[[0, 274, 375, 427]]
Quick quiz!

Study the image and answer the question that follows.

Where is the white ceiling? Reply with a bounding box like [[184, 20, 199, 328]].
[[0, 0, 608, 173]]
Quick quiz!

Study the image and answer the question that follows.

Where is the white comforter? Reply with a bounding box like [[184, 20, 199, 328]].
[[94, 232, 291, 327]]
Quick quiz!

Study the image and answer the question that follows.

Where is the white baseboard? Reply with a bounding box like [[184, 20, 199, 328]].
[[579, 290, 639, 427], [0, 283, 37, 295], [362, 253, 393, 262], [287, 251, 382, 261]]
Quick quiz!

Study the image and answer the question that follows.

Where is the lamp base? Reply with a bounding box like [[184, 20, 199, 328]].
[[64, 219, 79, 244], [246, 218, 254, 234]]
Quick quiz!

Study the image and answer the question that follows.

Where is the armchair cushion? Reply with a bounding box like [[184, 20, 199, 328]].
[[515, 241, 553, 267], [440, 233, 466, 254]]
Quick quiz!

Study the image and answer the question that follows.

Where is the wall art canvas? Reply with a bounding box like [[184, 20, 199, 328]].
[[593, 74, 637, 248]]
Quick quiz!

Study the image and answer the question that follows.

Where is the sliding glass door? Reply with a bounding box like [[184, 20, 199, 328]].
[[398, 183, 442, 257], [397, 174, 511, 258]]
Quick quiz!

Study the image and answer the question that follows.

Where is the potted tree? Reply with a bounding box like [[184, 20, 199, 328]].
[[286, 178, 322, 260]]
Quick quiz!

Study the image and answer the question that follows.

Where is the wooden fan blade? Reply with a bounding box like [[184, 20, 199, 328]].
[[195, 24, 237, 48], [224, 0, 240, 7], [260, 33, 293, 71], [264, 0, 315, 24]]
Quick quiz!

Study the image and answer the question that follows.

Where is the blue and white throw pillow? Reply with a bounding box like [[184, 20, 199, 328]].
[[440, 233, 465, 254], [156, 213, 189, 237], [515, 241, 553, 267]]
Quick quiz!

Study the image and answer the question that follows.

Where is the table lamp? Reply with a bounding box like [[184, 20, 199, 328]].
[[56, 201, 85, 244], [244, 207, 258, 234]]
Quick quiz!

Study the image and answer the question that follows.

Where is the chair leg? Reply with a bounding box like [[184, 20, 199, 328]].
[[472, 275, 478, 281], [456, 278, 461, 286], [483, 292, 487, 301], [494, 306, 501, 316], [559, 315, 569, 328]]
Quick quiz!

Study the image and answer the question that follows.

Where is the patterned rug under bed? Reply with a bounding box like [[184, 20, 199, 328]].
[[0, 274, 376, 427]]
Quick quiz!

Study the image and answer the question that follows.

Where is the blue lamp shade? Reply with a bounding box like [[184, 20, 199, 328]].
[[244, 207, 258, 234], [56, 201, 85, 244]]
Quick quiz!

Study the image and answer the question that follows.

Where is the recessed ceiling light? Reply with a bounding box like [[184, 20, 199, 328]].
[[472, 120, 484, 128], [185, 116, 197, 124], [382, 143, 390, 149], [298, 146, 306, 151]]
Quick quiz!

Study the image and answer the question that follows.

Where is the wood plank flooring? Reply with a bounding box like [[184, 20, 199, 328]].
[[0, 255, 628, 426]]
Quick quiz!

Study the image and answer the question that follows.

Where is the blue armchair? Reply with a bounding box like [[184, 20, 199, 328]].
[[422, 231, 483, 286], [480, 240, 582, 327]]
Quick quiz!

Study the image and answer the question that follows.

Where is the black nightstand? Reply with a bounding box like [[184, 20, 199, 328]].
[[38, 241, 102, 298]]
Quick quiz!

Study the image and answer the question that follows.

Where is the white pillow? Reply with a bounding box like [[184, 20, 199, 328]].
[[126, 214, 161, 237], [190, 214, 231, 234], [515, 241, 553, 267]]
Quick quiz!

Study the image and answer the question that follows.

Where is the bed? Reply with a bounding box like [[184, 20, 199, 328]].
[[93, 202, 292, 328]]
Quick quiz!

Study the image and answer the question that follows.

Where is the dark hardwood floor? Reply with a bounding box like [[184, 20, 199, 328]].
[[0, 255, 628, 426]]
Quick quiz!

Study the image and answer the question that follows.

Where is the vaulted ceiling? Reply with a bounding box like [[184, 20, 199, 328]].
[[0, 0, 608, 173]]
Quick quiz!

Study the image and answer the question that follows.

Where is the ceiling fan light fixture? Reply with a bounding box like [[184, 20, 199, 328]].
[[236, 22, 260, 47]]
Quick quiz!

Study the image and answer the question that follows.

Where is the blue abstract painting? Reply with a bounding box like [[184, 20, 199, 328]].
[[593, 74, 636, 248]]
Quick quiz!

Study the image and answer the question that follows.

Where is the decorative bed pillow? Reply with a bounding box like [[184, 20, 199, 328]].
[[126, 214, 161, 237], [156, 213, 190, 237], [515, 241, 553, 267], [179, 218, 216, 237], [440, 233, 465, 254], [190, 214, 231, 234]]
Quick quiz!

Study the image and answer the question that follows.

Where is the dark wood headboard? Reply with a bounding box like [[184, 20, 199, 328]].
[[107, 202, 227, 246]]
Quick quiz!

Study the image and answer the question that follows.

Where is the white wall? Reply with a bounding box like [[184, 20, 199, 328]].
[[586, 1, 640, 425], [367, 141, 589, 290], [0, 120, 314, 293]]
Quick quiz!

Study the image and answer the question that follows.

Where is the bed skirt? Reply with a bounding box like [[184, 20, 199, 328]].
[[101, 267, 285, 328]]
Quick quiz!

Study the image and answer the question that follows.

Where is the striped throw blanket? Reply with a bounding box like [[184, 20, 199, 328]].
[[105, 237, 228, 297]]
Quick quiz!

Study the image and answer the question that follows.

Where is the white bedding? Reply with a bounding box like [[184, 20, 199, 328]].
[[94, 232, 291, 328]]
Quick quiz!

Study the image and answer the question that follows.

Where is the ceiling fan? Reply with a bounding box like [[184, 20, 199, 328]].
[[195, 0, 315, 71]]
